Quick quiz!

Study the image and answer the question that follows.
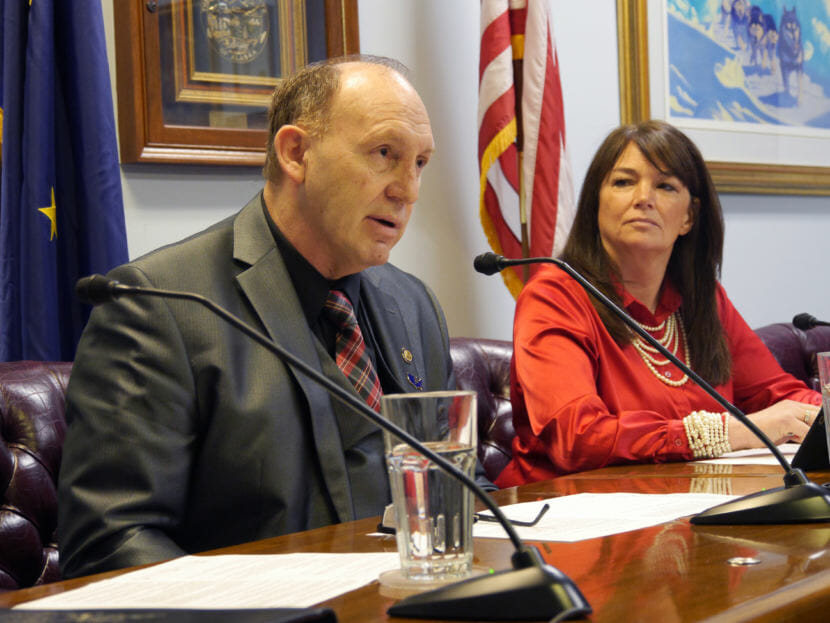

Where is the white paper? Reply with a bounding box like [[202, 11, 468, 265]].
[[473, 492, 736, 542], [694, 443, 799, 465], [15, 553, 400, 610]]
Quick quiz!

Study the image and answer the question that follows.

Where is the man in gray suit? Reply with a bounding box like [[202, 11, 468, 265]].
[[58, 56, 458, 578]]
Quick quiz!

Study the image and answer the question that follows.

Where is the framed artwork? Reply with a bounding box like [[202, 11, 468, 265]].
[[617, 0, 830, 195], [114, 0, 359, 166]]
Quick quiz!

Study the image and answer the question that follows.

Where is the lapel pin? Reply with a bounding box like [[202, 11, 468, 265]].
[[407, 373, 424, 391], [401, 348, 413, 364]]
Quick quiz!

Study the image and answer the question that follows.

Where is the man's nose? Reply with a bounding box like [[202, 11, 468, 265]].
[[387, 164, 420, 204]]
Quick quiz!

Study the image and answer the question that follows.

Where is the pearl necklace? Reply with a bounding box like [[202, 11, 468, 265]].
[[631, 312, 690, 387]]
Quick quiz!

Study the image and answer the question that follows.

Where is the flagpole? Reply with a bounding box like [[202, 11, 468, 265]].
[[479, 1, 573, 299], [513, 54, 530, 284]]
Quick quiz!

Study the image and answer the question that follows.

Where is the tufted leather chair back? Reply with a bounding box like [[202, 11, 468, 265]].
[[0, 361, 72, 590], [449, 338, 513, 482], [755, 324, 830, 391]]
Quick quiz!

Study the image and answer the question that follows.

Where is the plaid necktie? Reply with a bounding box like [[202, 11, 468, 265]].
[[324, 289, 383, 412]]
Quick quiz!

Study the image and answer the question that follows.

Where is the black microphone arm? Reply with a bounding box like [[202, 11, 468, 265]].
[[474, 252, 830, 525], [793, 312, 830, 330], [75, 275, 590, 622]]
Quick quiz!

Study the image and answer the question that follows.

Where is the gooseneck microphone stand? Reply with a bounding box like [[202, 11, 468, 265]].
[[76, 274, 591, 622], [474, 252, 830, 525]]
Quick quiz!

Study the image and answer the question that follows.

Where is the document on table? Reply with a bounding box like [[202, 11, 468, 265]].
[[15, 553, 400, 611], [694, 443, 798, 465], [473, 492, 736, 542]]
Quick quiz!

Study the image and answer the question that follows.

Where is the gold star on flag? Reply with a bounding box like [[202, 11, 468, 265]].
[[38, 187, 57, 241]]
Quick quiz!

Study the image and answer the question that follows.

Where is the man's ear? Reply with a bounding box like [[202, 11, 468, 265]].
[[273, 125, 310, 183]]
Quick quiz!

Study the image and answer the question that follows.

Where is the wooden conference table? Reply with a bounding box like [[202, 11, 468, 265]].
[[3, 462, 830, 622]]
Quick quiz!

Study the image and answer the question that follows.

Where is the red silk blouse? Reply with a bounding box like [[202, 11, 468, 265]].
[[495, 265, 821, 487]]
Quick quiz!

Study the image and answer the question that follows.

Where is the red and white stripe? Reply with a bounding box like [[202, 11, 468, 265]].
[[478, 0, 574, 297]]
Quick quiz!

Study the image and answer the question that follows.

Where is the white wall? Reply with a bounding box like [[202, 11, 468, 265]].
[[103, 0, 830, 339], [720, 194, 830, 329]]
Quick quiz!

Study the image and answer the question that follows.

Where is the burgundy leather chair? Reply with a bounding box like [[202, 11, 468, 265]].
[[755, 323, 830, 391], [449, 337, 514, 482], [0, 361, 71, 590]]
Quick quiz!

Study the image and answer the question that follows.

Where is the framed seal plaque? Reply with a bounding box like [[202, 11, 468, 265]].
[[114, 0, 359, 166]]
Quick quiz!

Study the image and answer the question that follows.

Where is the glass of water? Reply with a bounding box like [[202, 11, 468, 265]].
[[382, 390, 477, 581], [818, 352, 830, 459]]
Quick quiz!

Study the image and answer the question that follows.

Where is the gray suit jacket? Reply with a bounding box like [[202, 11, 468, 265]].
[[57, 194, 454, 578]]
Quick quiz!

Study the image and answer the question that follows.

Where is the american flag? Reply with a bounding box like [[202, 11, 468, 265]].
[[478, 0, 574, 298]]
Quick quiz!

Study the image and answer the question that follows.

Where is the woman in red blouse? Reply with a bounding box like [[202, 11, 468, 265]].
[[496, 120, 821, 487]]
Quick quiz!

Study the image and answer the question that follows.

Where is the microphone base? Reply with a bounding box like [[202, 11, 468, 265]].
[[386, 563, 591, 621], [690, 481, 830, 525]]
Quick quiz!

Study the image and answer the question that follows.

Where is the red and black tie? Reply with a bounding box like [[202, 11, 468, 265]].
[[324, 289, 383, 412]]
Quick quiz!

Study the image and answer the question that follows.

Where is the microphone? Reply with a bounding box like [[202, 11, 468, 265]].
[[474, 252, 830, 525], [75, 275, 591, 621], [472, 252, 508, 276], [76, 274, 124, 305], [793, 313, 830, 330]]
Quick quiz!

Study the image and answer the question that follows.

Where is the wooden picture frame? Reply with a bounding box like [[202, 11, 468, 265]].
[[114, 0, 359, 166], [616, 0, 830, 195]]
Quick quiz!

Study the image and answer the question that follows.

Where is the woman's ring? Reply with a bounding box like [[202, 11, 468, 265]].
[[804, 409, 812, 424]]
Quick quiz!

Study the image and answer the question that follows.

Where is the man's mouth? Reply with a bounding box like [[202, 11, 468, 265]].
[[370, 216, 397, 228]]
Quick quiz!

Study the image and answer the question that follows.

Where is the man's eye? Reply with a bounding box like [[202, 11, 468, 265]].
[[368, 147, 394, 172]]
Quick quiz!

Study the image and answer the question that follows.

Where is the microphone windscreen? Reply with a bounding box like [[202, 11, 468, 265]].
[[793, 313, 817, 331], [76, 275, 118, 305], [473, 252, 503, 276]]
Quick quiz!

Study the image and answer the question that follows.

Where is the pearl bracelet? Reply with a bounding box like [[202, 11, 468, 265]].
[[682, 410, 731, 458]]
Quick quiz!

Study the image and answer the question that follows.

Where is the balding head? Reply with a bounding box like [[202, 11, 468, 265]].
[[262, 55, 411, 182]]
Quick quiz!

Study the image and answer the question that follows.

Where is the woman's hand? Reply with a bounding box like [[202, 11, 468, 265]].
[[727, 400, 821, 450]]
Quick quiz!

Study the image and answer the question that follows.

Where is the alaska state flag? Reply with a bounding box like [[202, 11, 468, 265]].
[[0, 0, 128, 361]]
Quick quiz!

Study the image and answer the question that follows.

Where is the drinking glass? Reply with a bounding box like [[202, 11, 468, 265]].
[[817, 352, 830, 459], [382, 390, 477, 582]]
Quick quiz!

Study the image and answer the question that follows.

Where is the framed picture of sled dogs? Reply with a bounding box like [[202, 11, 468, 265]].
[[618, 0, 830, 195]]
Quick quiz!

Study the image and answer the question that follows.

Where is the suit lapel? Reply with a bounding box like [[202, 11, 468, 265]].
[[231, 196, 354, 523], [361, 271, 425, 396]]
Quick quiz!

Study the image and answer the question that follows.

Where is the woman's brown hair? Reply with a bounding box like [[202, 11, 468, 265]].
[[560, 120, 730, 384]]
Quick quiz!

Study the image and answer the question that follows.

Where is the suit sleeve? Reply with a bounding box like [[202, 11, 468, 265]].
[[420, 280, 496, 490], [58, 264, 197, 578], [421, 280, 455, 391]]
